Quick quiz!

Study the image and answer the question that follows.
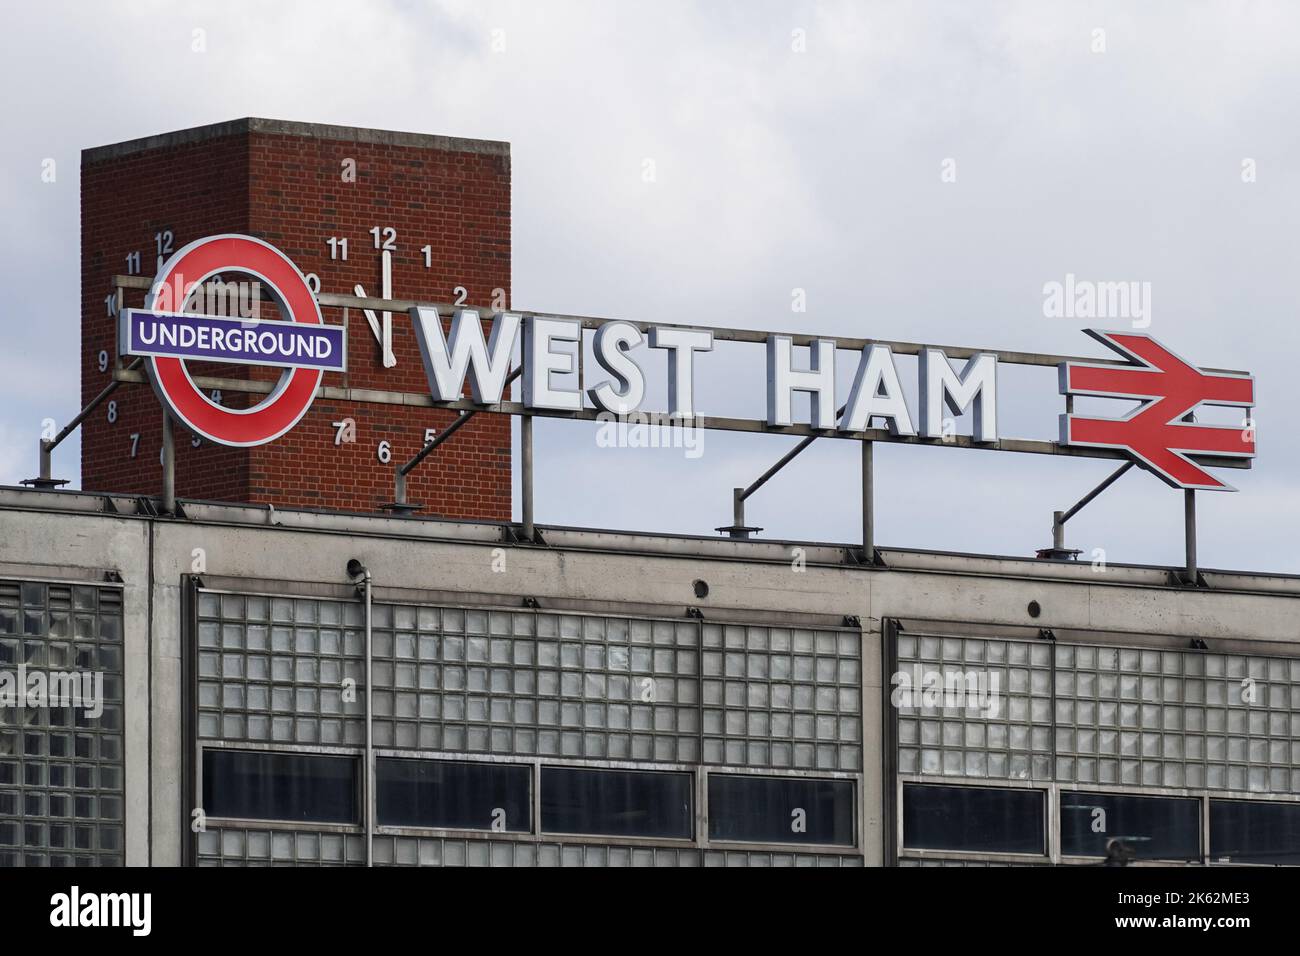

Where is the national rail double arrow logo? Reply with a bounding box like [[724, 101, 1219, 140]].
[[1059, 330, 1256, 491]]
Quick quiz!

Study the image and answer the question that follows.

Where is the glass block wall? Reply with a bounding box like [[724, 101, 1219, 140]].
[[195, 591, 863, 866], [0, 579, 125, 866], [702, 623, 861, 772], [895, 632, 1300, 794]]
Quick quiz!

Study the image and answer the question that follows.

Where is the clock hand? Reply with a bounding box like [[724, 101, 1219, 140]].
[[381, 248, 394, 367], [354, 249, 397, 368]]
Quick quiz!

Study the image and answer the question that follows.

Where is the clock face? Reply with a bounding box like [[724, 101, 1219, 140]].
[[102, 225, 483, 467]]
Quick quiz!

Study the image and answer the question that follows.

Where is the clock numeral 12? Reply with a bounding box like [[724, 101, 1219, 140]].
[[370, 226, 397, 251]]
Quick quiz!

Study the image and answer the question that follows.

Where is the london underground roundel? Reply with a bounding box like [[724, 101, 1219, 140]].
[[124, 234, 346, 447]]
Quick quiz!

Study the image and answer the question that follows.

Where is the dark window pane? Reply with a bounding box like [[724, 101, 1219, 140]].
[[903, 784, 1043, 854], [377, 758, 530, 831], [541, 767, 691, 839], [1061, 791, 1200, 861], [203, 750, 357, 824], [1211, 800, 1300, 865], [708, 775, 854, 846]]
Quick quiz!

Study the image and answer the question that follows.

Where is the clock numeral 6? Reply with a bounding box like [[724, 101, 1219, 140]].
[[377, 440, 392, 464]]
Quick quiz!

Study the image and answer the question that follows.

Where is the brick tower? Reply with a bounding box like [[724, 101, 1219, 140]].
[[80, 118, 512, 518]]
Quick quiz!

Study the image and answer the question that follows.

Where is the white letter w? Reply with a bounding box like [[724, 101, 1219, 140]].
[[410, 307, 520, 404]]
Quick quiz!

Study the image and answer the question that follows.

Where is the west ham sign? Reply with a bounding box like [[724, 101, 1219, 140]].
[[119, 235, 1256, 490]]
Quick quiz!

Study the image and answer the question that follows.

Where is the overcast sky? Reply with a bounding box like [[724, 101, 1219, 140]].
[[2, 0, 1298, 573]]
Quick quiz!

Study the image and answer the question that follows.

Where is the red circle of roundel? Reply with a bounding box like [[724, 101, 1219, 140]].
[[145, 235, 324, 447]]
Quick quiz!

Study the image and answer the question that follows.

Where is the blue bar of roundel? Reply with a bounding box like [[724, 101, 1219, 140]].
[[120, 310, 347, 373]]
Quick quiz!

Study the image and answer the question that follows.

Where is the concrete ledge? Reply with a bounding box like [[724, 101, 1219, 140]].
[[3, 483, 1299, 596]]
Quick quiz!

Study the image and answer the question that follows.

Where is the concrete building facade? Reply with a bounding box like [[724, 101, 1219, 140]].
[[4, 485, 1298, 866]]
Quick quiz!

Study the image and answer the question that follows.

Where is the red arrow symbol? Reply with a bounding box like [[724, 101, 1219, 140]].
[[1059, 330, 1255, 491]]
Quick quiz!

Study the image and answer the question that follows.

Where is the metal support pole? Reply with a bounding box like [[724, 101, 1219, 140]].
[[24, 356, 145, 490], [161, 410, 176, 515], [361, 570, 373, 867], [1039, 461, 1134, 560], [862, 440, 875, 564], [388, 366, 523, 512], [718, 404, 851, 537], [521, 414, 534, 542], [1185, 489, 1198, 584]]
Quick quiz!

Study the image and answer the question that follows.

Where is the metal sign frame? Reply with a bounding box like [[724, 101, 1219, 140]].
[[28, 271, 1255, 587]]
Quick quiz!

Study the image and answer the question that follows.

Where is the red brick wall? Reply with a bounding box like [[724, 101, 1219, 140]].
[[81, 132, 252, 501], [80, 120, 512, 519]]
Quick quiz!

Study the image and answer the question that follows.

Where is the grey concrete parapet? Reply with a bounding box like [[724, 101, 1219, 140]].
[[83, 117, 510, 164]]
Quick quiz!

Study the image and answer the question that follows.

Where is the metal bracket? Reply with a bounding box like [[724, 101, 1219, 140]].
[[504, 525, 545, 546], [686, 607, 704, 620], [103, 570, 124, 584], [1170, 570, 1209, 589], [716, 522, 764, 538], [1037, 628, 1057, 642], [1189, 638, 1209, 650], [848, 547, 887, 568], [842, 615, 862, 628], [522, 597, 541, 609], [134, 496, 186, 519], [20, 475, 70, 490]]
